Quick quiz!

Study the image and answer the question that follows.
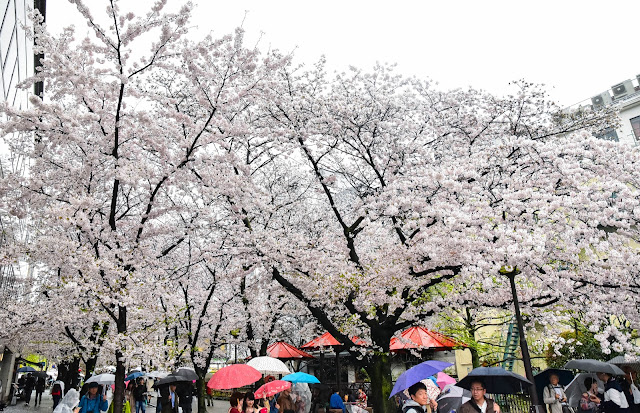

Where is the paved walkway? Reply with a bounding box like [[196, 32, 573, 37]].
[[2, 393, 230, 413]]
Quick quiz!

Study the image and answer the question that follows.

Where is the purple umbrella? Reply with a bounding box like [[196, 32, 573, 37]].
[[390, 360, 453, 398]]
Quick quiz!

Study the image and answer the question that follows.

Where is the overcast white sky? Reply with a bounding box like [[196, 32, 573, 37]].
[[47, 0, 640, 107]]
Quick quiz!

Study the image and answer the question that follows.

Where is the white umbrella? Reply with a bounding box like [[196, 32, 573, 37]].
[[85, 373, 116, 385], [147, 371, 169, 379], [247, 356, 291, 375]]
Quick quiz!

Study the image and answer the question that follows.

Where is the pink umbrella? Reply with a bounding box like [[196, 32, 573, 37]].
[[437, 372, 456, 389], [254, 380, 292, 398], [207, 364, 261, 390]]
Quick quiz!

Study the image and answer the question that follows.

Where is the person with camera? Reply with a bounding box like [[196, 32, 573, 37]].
[[544, 374, 569, 413]]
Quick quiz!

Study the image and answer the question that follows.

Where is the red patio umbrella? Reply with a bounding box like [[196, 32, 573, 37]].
[[390, 326, 466, 351], [206, 364, 261, 390], [300, 332, 367, 349], [301, 332, 367, 394], [254, 380, 292, 398], [267, 342, 315, 359]]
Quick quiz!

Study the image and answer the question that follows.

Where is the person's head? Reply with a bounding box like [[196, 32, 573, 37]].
[[358, 387, 365, 395], [408, 382, 428, 406], [230, 392, 243, 408], [549, 374, 560, 385], [169, 384, 177, 393], [138, 378, 145, 385], [87, 382, 99, 396], [242, 392, 255, 411], [596, 372, 611, 383], [469, 379, 487, 403], [623, 366, 636, 381], [584, 377, 596, 391]]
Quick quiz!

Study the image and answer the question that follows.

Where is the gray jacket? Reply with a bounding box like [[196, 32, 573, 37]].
[[543, 385, 567, 413]]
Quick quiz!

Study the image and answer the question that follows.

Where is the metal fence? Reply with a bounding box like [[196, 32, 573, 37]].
[[489, 393, 533, 413]]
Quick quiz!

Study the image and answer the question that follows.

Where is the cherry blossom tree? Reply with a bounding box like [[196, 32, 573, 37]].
[[0, 2, 286, 412], [229, 62, 640, 412]]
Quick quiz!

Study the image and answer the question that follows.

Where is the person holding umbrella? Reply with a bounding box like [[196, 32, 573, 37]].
[[543, 374, 568, 413], [159, 384, 179, 413], [579, 378, 602, 413], [596, 372, 629, 413], [459, 379, 501, 413], [78, 383, 109, 413], [402, 382, 435, 413], [620, 366, 640, 413]]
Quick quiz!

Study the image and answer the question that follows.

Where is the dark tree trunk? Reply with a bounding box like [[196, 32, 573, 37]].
[[112, 306, 127, 413], [57, 357, 80, 394], [364, 352, 396, 413], [259, 340, 269, 357], [195, 376, 207, 413], [85, 357, 98, 378], [470, 346, 481, 368]]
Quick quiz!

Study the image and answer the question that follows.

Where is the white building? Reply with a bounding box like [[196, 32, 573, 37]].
[[0, 0, 42, 404], [589, 76, 640, 146]]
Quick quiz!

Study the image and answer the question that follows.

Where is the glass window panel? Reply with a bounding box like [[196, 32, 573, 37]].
[[631, 116, 640, 139], [0, 0, 15, 63], [3, 35, 16, 92]]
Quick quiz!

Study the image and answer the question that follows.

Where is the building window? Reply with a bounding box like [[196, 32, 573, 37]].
[[594, 127, 619, 142], [631, 116, 640, 140]]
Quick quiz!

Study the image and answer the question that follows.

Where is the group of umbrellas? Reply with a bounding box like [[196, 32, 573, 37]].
[[422, 358, 636, 413], [206, 357, 321, 398]]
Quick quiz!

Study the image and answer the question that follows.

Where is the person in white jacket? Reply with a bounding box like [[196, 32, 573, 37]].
[[543, 374, 568, 413]]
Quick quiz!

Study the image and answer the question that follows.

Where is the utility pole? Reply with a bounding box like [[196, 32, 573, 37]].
[[501, 267, 543, 413]]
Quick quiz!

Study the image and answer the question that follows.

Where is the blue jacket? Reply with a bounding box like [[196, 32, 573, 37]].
[[78, 394, 109, 413], [329, 393, 346, 413]]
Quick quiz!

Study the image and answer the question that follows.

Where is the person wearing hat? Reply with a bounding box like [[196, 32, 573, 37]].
[[78, 383, 109, 413]]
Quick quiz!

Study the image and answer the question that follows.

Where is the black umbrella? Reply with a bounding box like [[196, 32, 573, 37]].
[[172, 368, 198, 381], [564, 359, 624, 375], [153, 374, 191, 387], [534, 368, 574, 403], [33, 371, 48, 378], [436, 386, 471, 413], [457, 367, 532, 394]]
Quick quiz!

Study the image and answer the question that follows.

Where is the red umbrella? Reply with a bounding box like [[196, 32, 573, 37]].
[[207, 364, 261, 390], [267, 342, 314, 359], [390, 326, 466, 351], [300, 332, 368, 349], [254, 380, 291, 398]]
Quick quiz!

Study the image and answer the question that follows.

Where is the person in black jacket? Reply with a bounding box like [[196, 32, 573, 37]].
[[34, 376, 46, 406], [133, 378, 147, 413], [24, 374, 36, 406], [176, 383, 194, 413], [597, 372, 629, 413]]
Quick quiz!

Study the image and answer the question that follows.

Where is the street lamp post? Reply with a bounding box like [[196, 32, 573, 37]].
[[501, 267, 543, 413]]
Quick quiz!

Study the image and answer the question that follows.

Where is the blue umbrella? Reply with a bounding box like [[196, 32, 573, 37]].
[[125, 371, 146, 381], [281, 372, 320, 384], [17, 366, 36, 373], [457, 367, 532, 394], [390, 360, 453, 398]]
